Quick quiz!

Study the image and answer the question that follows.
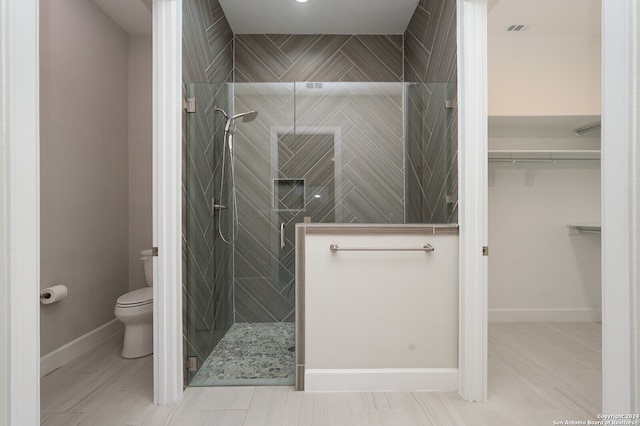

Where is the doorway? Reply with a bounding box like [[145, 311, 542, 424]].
[[486, 0, 602, 417]]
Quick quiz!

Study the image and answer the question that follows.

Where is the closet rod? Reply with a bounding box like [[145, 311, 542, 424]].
[[574, 122, 601, 135]]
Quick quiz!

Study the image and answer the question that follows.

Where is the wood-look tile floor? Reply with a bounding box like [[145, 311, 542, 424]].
[[41, 322, 602, 425]]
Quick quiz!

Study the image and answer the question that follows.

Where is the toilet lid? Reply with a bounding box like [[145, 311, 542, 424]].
[[116, 287, 153, 307]]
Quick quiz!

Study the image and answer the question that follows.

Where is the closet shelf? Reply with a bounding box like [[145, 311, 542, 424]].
[[489, 150, 601, 162], [567, 224, 601, 235]]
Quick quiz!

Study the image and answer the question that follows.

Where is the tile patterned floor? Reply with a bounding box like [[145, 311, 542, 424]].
[[41, 322, 603, 425], [190, 323, 295, 387]]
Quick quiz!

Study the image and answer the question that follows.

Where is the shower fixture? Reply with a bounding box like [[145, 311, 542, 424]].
[[233, 110, 259, 122], [215, 107, 258, 125], [216, 108, 258, 148], [214, 107, 259, 244]]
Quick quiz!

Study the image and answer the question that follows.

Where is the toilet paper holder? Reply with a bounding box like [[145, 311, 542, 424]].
[[40, 285, 68, 304]]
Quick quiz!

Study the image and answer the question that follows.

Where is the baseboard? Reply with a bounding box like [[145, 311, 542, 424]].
[[304, 368, 458, 392], [488, 308, 602, 323], [40, 319, 124, 377]]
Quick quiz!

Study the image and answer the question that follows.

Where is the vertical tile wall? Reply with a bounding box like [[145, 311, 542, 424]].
[[182, 0, 234, 381], [404, 0, 458, 223]]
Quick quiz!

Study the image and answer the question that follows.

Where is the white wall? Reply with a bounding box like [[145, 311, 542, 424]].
[[488, 35, 601, 116], [636, 0, 640, 411], [488, 137, 601, 322], [39, 0, 130, 355], [128, 36, 153, 291], [303, 229, 459, 390], [0, 1, 5, 417]]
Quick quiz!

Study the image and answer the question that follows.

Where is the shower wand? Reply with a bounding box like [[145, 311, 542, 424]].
[[214, 107, 259, 245]]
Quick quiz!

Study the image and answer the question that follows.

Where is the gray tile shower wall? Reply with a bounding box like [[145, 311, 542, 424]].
[[232, 35, 405, 324], [235, 35, 404, 82], [232, 83, 404, 323], [181, 0, 458, 345], [232, 84, 296, 323], [404, 0, 458, 223], [182, 0, 234, 382], [183, 0, 233, 83], [405, 83, 456, 222]]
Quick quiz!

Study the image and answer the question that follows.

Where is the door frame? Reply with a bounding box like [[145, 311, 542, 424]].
[[152, 0, 184, 404], [458, 0, 638, 411], [599, 0, 636, 413], [3, 0, 41, 423], [457, 0, 489, 402]]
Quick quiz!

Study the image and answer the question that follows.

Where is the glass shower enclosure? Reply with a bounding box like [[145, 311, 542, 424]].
[[184, 80, 455, 386]]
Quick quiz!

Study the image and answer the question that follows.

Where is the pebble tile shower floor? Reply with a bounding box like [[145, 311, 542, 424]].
[[190, 323, 295, 387]]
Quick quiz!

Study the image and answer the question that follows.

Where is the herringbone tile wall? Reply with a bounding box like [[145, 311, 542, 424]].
[[405, 0, 458, 223], [182, 0, 234, 383], [232, 83, 404, 322], [181, 0, 459, 356], [405, 82, 456, 223], [232, 83, 296, 323], [235, 35, 403, 83]]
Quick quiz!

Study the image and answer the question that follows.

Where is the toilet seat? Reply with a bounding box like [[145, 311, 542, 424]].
[[116, 287, 153, 308]]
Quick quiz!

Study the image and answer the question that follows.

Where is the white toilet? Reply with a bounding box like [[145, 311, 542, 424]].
[[115, 249, 153, 358]]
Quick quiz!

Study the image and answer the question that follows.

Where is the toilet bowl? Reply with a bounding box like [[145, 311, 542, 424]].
[[115, 249, 153, 358]]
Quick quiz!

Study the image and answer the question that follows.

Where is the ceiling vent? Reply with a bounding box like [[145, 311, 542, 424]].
[[506, 24, 528, 32]]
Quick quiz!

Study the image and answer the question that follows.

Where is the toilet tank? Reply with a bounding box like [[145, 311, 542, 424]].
[[140, 249, 153, 286]]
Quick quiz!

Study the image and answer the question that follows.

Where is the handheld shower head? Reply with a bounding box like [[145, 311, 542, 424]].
[[232, 110, 259, 122]]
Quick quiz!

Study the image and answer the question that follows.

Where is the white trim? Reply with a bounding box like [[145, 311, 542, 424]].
[[40, 320, 124, 377], [457, 0, 488, 403], [488, 309, 602, 323], [601, 0, 636, 414], [3, 0, 40, 423], [152, 0, 183, 405], [304, 368, 459, 392]]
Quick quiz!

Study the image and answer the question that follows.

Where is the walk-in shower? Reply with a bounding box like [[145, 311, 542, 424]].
[[183, 81, 456, 387]]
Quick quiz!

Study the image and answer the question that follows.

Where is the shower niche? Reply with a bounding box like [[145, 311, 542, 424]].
[[273, 179, 305, 211]]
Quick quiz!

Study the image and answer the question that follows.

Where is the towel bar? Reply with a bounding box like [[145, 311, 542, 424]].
[[329, 243, 435, 253]]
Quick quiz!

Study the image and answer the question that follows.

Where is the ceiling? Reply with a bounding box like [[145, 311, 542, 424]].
[[488, 0, 600, 36], [93, 0, 600, 39], [219, 0, 419, 35], [93, 0, 152, 36]]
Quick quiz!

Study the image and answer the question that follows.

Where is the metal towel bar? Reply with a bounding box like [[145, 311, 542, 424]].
[[329, 243, 435, 253]]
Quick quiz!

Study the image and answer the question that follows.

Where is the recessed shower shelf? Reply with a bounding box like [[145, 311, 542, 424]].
[[489, 150, 601, 162], [567, 224, 601, 235]]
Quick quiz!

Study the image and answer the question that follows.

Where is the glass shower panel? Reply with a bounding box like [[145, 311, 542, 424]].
[[404, 82, 457, 224], [232, 81, 405, 328], [184, 82, 234, 384], [183, 80, 456, 387], [233, 83, 297, 324], [295, 82, 405, 224]]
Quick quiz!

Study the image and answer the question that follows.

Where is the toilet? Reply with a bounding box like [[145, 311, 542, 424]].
[[114, 249, 153, 358]]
